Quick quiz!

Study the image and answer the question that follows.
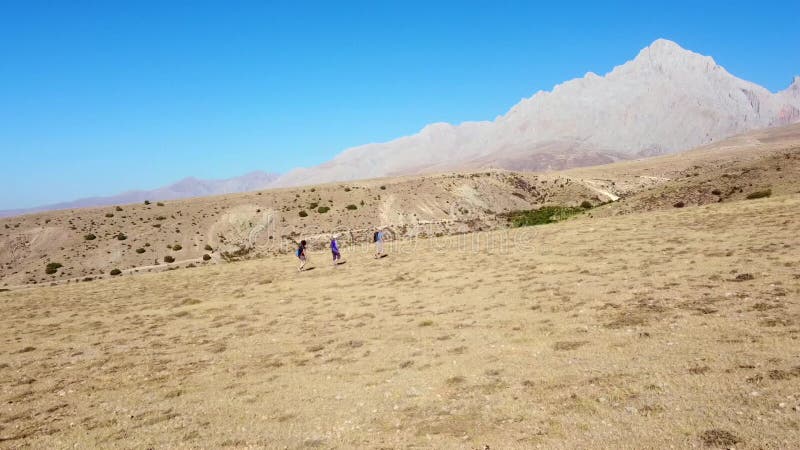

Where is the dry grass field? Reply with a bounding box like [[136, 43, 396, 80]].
[[2, 192, 799, 449]]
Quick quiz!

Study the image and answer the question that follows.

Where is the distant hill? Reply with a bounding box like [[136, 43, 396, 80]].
[[0, 171, 279, 218], [2, 123, 799, 287]]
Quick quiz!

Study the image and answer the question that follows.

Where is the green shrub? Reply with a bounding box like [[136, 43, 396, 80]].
[[109, 269, 122, 276], [172, 244, 182, 251], [135, 248, 146, 254], [505, 206, 584, 227], [45, 262, 62, 274], [164, 256, 175, 263], [580, 200, 593, 209], [299, 210, 308, 217], [84, 233, 97, 241], [317, 206, 330, 213], [346, 204, 358, 210], [746, 189, 771, 199], [202, 254, 212, 261]]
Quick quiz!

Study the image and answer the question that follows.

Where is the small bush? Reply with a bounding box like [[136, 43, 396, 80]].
[[156, 202, 165, 206], [344, 187, 351, 192], [172, 244, 182, 251], [380, 185, 386, 190], [204, 244, 213, 251], [505, 206, 584, 227], [673, 201, 685, 208], [202, 254, 211, 261], [309, 202, 319, 209], [45, 262, 62, 274], [580, 200, 593, 209], [746, 189, 771, 199], [109, 269, 122, 276], [144, 200, 151, 205], [711, 189, 722, 195], [317, 206, 330, 213], [116, 233, 127, 240], [135, 248, 145, 254], [346, 204, 358, 210], [115, 206, 123, 211], [299, 210, 308, 217], [164, 256, 175, 263], [105, 213, 114, 218], [84, 233, 97, 241]]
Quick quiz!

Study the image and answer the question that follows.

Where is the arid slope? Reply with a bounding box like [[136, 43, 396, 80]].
[[1, 193, 798, 448]]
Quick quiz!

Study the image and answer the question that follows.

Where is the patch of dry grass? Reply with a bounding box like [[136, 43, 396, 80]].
[[1, 194, 799, 448]]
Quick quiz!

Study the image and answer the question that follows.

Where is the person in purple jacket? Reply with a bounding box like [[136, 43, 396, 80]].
[[330, 235, 342, 267]]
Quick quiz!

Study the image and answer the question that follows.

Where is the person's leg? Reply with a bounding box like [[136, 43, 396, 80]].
[[299, 256, 306, 271]]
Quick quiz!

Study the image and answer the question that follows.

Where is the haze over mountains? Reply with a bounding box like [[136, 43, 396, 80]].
[[5, 38, 798, 217], [0, 171, 278, 218]]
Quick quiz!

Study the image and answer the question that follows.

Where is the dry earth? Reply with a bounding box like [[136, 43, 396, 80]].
[[3, 123, 799, 289], [1, 193, 799, 449]]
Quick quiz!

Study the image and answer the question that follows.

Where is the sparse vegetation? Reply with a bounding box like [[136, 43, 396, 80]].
[[673, 201, 685, 208], [746, 189, 771, 199], [156, 202, 165, 206], [580, 200, 593, 209], [504, 206, 584, 227], [84, 233, 97, 241], [115, 206, 123, 211], [317, 206, 330, 213], [163, 256, 175, 263], [45, 262, 62, 274], [116, 233, 127, 241], [109, 269, 122, 276], [105, 213, 114, 218], [135, 248, 146, 254], [299, 210, 308, 217], [172, 244, 182, 251], [144, 200, 151, 205], [346, 204, 358, 210]]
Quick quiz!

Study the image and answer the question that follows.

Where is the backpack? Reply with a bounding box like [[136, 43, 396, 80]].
[[296, 246, 303, 257], [373, 231, 379, 242]]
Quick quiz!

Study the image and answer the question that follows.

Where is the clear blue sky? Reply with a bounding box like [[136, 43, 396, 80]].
[[1, 1, 798, 210]]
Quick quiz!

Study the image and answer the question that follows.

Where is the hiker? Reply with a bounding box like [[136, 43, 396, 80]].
[[373, 228, 385, 258], [330, 235, 342, 266], [296, 240, 307, 271]]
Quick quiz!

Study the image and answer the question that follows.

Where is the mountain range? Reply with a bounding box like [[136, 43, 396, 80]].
[[4, 38, 798, 217], [271, 39, 800, 186], [0, 171, 278, 218]]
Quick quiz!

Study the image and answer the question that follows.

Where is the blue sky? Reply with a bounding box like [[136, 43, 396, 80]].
[[1, 1, 798, 210]]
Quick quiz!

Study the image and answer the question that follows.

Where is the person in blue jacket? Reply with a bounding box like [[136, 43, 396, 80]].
[[330, 235, 342, 267]]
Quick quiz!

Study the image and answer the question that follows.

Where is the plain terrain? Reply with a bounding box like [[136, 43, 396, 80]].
[[1, 193, 799, 448]]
